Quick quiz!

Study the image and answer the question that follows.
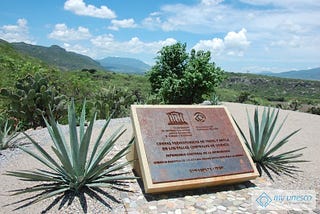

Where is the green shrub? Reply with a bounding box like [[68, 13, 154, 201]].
[[210, 94, 220, 105], [234, 107, 307, 180], [237, 91, 251, 103], [308, 106, 320, 115], [0, 73, 67, 129], [288, 99, 301, 111], [6, 99, 136, 205], [89, 86, 137, 119], [148, 42, 225, 104]]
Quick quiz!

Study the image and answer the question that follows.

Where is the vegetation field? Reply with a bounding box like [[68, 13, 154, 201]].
[[216, 72, 320, 112], [1, 39, 319, 130]]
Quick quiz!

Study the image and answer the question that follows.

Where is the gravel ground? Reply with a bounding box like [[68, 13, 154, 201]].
[[0, 103, 319, 213]]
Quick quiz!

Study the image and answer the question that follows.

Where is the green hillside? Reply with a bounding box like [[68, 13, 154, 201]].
[[11, 42, 105, 71], [216, 72, 320, 111], [0, 40, 150, 128], [0, 39, 49, 88]]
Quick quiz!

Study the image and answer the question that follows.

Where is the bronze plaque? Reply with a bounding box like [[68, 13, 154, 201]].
[[130, 105, 258, 193]]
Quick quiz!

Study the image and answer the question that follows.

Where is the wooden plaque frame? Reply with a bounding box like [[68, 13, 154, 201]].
[[129, 105, 259, 193]]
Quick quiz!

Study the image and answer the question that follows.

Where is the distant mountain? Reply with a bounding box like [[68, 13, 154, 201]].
[[259, 67, 320, 81], [98, 57, 151, 74], [0, 39, 48, 70], [11, 42, 105, 71]]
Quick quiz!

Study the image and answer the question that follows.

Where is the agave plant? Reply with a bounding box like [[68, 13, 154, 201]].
[[0, 119, 19, 150], [234, 107, 307, 181], [5, 99, 136, 204]]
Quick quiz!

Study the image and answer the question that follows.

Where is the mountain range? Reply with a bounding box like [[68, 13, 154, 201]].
[[259, 68, 320, 81], [11, 42, 104, 71], [9, 41, 150, 74], [98, 57, 151, 74], [1, 39, 319, 80]]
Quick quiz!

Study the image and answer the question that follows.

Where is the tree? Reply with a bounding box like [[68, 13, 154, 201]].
[[148, 42, 225, 104]]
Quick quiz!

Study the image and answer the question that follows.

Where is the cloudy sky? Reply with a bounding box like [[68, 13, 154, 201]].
[[1, 0, 319, 73]]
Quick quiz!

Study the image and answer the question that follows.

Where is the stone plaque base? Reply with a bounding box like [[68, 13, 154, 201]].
[[129, 105, 259, 193]]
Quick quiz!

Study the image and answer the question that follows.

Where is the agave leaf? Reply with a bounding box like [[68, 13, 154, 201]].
[[98, 161, 134, 178], [264, 113, 288, 152], [68, 100, 80, 175], [257, 108, 272, 159], [78, 111, 96, 175], [79, 99, 86, 141], [31, 187, 69, 205], [86, 126, 126, 174], [9, 184, 65, 196], [264, 129, 300, 157], [5, 170, 60, 182], [85, 138, 133, 181], [93, 175, 138, 183], [43, 117, 73, 171], [253, 108, 260, 152], [50, 146, 73, 179], [86, 183, 113, 188], [17, 141, 60, 174], [232, 116, 253, 157], [271, 147, 307, 160], [246, 109, 257, 155], [86, 116, 113, 170], [88, 155, 131, 181]]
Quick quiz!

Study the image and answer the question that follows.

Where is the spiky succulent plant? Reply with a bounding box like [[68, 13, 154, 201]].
[[5, 99, 136, 204], [234, 107, 307, 181], [0, 119, 19, 150]]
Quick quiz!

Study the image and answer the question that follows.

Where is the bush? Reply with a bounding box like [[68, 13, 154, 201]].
[[237, 91, 251, 103], [148, 42, 225, 104], [308, 106, 320, 115], [0, 73, 67, 129], [89, 86, 138, 119]]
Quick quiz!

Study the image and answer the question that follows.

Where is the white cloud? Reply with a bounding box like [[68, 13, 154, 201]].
[[224, 28, 250, 56], [142, 1, 319, 44], [193, 38, 225, 55], [63, 43, 91, 55], [140, 0, 320, 71], [193, 28, 250, 56], [64, 0, 116, 19], [201, 0, 223, 6], [239, 0, 320, 8], [90, 34, 177, 55], [0, 18, 34, 43], [48, 23, 92, 41], [270, 35, 302, 48], [108, 18, 137, 31], [277, 20, 306, 34]]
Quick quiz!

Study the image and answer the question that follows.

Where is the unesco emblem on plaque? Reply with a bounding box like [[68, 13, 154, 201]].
[[166, 111, 188, 125], [194, 112, 206, 122]]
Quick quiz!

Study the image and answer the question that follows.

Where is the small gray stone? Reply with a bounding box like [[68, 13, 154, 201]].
[[205, 206, 217, 213], [238, 206, 247, 211], [175, 209, 182, 214], [217, 205, 227, 211], [149, 205, 157, 210]]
